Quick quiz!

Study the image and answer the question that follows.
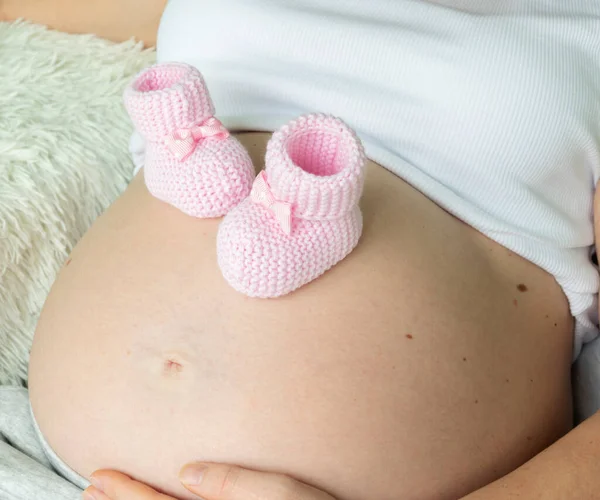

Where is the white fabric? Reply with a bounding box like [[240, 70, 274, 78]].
[[0, 20, 156, 386], [0, 387, 85, 499], [156, 0, 600, 361]]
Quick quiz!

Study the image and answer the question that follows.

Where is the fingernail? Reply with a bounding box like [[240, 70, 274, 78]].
[[180, 464, 208, 485], [83, 489, 97, 500], [89, 476, 103, 491]]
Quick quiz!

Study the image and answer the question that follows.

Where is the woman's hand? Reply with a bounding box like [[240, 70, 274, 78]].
[[84, 463, 336, 500]]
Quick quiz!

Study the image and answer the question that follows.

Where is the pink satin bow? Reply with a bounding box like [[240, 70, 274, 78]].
[[164, 117, 229, 161], [251, 171, 293, 235]]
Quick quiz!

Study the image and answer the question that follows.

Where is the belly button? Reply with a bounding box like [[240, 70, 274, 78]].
[[135, 346, 193, 379], [163, 358, 184, 375]]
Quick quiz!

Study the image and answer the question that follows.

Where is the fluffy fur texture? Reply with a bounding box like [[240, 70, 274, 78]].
[[0, 20, 155, 386]]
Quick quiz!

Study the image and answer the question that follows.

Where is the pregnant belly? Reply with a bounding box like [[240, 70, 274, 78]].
[[29, 134, 574, 500]]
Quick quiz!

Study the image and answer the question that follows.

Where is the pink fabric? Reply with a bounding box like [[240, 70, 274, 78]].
[[165, 117, 230, 161], [217, 113, 366, 298], [124, 62, 254, 218], [250, 171, 293, 235]]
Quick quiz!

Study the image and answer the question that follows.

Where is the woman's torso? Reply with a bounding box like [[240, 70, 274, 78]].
[[156, 0, 600, 354], [29, 1, 600, 499], [29, 133, 574, 500]]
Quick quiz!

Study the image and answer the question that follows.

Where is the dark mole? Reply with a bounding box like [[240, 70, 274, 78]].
[[517, 284, 528, 292], [463, 357, 467, 362], [475, 400, 479, 404], [513, 299, 518, 307], [554, 323, 558, 327], [406, 334, 414, 340], [66, 258, 72, 266], [505, 378, 510, 383], [545, 315, 549, 318]]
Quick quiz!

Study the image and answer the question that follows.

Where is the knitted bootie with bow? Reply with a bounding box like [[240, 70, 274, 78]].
[[124, 62, 255, 217], [217, 113, 366, 298]]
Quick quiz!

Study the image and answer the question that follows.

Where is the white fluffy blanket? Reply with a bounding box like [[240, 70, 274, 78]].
[[0, 20, 155, 385]]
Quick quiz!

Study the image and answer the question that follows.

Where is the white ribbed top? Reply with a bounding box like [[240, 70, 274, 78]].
[[148, 0, 600, 359]]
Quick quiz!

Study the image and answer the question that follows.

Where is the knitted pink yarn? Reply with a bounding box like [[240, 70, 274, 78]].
[[217, 113, 366, 298], [123, 62, 255, 218]]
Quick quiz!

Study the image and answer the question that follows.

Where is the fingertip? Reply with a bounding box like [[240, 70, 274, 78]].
[[83, 486, 109, 500], [89, 473, 104, 491], [179, 462, 209, 486], [89, 469, 133, 497]]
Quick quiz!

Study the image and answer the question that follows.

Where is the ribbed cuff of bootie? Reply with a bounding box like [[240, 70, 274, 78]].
[[264, 113, 365, 221], [123, 62, 216, 142]]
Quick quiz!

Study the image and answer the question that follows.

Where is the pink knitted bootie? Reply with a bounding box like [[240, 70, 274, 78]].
[[217, 113, 366, 298], [124, 62, 255, 217]]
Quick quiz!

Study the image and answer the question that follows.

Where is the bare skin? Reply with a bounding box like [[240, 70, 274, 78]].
[[29, 133, 574, 500], [1, 0, 166, 45], [83, 428, 600, 500], [7, 2, 591, 499]]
